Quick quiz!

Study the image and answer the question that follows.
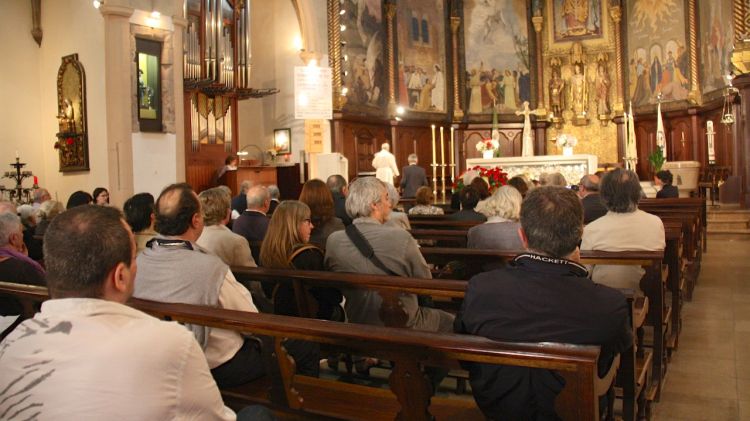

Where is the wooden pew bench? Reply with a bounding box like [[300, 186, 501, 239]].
[[419, 248, 667, 404], [0, 281, 616, 421]]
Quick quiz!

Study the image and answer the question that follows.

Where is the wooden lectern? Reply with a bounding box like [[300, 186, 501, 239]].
[[219, 164, 304, 199]]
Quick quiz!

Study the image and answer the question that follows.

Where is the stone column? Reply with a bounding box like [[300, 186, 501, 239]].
[[532, 15, 545, 110], [100, 4, 134, 206], [450, 16, 464, 121], [172, 15, 187, 181], [327, 0, 345, 111], [385, 3, 397, 117], [609, 5, 624, 114], [687, 0, 701, 104]]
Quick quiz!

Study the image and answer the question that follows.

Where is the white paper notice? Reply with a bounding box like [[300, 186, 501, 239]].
[[294, 66, 333, 120]]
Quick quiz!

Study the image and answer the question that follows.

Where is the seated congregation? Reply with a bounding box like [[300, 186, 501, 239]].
[[0, 168, 703, 420]]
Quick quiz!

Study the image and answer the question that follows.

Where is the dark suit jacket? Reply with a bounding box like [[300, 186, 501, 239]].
[[231, 194, 247, 215], [332, 192, 352, 226], [400, 164, 428, 198], [657, 184, 679, 198], [582, 193, 608, 224], [268, 199, 280, 215], [448, 209, 487, 222], [232, 210, 270, 263]]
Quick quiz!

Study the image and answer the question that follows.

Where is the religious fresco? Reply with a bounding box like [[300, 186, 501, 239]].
[[463, 0, 531, 115], [625, 0, 689, 107], [396, 0, 447, 114], [699, 0, 734, 94], [553, 0, 602, 42], [341, 0, 386, 112]]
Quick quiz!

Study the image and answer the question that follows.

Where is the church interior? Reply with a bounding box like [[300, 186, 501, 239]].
[[2, 0, 750, 419]]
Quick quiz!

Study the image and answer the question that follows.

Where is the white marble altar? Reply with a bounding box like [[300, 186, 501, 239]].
[[466, 154, 598, 184]]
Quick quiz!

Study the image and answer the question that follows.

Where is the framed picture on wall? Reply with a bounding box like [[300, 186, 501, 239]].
[[274, 128, 292, 155]]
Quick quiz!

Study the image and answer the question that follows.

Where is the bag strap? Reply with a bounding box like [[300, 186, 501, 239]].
[[287, 243, 322, 268], [345, 224, 399, 276]]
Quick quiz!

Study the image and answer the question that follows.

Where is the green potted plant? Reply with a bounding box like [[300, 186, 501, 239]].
[[648, 146, 666, 173]]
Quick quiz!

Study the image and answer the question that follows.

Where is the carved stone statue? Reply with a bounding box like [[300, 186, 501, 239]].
[[515, 101, 547, 157], [549, 67, 565, 118], [570, 62, 587, 116], [595, 62, 611, 117]]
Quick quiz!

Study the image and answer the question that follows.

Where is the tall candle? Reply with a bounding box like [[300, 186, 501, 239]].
[[450, 126, 455, 179], [33, 176, 38, 185], [15, 150, 19, 159], [431, 125, 436, 164], [440, 126, 445, 166]]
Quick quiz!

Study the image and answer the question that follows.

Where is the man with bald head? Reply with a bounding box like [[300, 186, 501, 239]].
[[232, 184, 271, 263], [134, 183, 264, 388], [578, 173, 607, 224]]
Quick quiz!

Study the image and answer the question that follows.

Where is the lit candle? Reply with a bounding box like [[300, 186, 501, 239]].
[[450, 126, 455, 179], [15, 150, 19, 159], [431, 125, 436, 165], [440, 126, 445, 167]]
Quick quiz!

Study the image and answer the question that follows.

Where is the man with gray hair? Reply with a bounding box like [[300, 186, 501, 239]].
[[231, 180, 253, 219], [325, 177, 454, 333], [371, 142, 399, 186], [32, 187, 52, 209], [232, 184, 271, 263], [400, 153, 428, 198], [578, 173, 607, 224], [326, 174, 352, 226], [267, 185, 281, 215], [456, 186, 631, 420], [582, 168, 665, 291], [0, 211, 45, 293]]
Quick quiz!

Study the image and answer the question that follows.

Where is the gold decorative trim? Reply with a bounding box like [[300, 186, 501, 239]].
[[385, 3, 397, 116], [609, 6, 623, 113], [687, 0, 700, 104], [327, 0, 345, 110], [450, 16, 463, 121], [734, 0, 746, 43]]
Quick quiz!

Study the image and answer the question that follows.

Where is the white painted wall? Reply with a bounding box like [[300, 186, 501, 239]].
[[132, 132, 178, 197], [0, 0, 107, 204]]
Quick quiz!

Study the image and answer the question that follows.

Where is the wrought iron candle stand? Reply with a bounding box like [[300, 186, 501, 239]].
[[1, 157, 37, 204]]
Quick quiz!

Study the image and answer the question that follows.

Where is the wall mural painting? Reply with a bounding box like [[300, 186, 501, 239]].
[[626, 0, 689, 107], [463, 0, 531, 115], [699, 0, 734, 94], [341, 0, 386, 112], [553, 0, 603, 42], [396, 0, 447, 114]]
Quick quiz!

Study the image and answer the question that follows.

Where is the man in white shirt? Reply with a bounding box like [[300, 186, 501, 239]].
[[134, 183, 264, 388], [371, 142, 400, 186], [0, 205, 246, 420]]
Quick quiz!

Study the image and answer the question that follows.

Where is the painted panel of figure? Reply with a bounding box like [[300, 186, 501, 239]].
[[463, 0, 531, 115], [700, 0, 733, 93], [626, 0, 689, 107], [341, 0, 386, 112], [553, 0, 602, 41], [396, 0, 447, 113]]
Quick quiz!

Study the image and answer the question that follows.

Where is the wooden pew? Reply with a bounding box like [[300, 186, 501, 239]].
[[231, 266, 643, 421], [639, 197, 706, 253], [419, 248, 667, 403], [409, 229, 468, 248], [0, 281, 617, 421], [408, 218, 483, 230]]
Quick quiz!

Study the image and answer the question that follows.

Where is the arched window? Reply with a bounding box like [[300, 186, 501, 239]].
[[411, 16, 420, 41], [421, 18, 429, 44]]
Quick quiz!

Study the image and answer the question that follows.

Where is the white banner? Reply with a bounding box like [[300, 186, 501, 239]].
[[294, 66, 332, 120]]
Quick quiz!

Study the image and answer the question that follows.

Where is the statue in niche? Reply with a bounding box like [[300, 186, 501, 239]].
[[549, 59, 565, 120], [570, 62, 587, 116], [594, 55, 611, 122]]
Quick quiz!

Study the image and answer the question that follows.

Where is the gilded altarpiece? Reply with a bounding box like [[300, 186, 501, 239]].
[[541, 0, 618, 165]]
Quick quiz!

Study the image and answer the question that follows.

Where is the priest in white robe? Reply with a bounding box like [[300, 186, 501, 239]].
[[372, 143, 400, 185]]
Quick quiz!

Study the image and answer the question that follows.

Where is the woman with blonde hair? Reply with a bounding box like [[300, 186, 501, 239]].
[[469, 185, 524, 250], [260, 201, 344, 376]]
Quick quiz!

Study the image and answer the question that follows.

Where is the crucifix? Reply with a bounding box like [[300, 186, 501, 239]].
[[515, 101, 547, 157]]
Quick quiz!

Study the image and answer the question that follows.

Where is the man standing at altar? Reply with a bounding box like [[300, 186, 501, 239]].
[[400, 154, 428, 198], [372, 142, 399, 186]]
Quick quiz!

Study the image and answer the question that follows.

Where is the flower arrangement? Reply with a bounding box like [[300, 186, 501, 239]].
[[452, 165, 509, 194], [555, 134, 578, 148], [476, 138, 499, 153]]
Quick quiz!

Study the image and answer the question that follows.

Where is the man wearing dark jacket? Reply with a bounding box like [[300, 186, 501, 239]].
[[578, 174, 608, 224], [455, 186, 632, 420], [399, 154, 428, 198], [326, 174, 352, 226]]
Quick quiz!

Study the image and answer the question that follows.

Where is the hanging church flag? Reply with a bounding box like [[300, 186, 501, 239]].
[[656, 101, 667, 159], [294, 66, 333, 120]]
